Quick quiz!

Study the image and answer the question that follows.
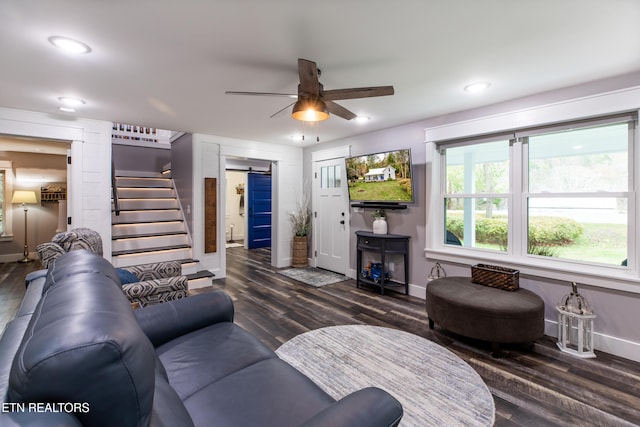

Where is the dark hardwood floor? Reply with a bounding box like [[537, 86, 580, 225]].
[[2, 248, 640, 426]]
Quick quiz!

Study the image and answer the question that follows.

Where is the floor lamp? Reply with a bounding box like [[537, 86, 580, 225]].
[[12, 190, 37, 263]]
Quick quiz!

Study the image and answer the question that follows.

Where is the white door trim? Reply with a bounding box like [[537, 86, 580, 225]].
[[311, 145, 351, 162]]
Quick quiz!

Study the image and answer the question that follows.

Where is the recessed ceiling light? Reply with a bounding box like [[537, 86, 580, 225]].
[[48, 36, 91, 54], [59, 107, 76, 113], [464, 82, 491, 94], [355, 116, 370, 123], [58, 97, 86, 107]]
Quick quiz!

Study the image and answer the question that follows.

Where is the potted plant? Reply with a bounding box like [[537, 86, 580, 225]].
[[289, 196, 311, 267], [372, 209, 387, 234]]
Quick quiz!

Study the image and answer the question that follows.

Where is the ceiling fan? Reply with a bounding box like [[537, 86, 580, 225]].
[[225, 58, 394, 122]]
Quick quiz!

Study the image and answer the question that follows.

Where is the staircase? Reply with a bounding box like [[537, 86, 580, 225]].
[[111, 172, 213, 289]]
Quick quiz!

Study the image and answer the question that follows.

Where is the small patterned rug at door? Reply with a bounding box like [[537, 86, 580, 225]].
[[278, 267, 348, 287]]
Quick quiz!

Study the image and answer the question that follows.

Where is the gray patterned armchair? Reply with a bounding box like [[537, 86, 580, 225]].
[[36, 228, 189, 307]]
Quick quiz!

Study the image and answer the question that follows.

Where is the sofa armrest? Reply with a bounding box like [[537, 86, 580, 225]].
[[25, 269, 47, 288], [134, 291, 234, 347], [301, 387, 403, 427]]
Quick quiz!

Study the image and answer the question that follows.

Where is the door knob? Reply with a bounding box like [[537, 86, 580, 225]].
[[340, 220, 345, 224]]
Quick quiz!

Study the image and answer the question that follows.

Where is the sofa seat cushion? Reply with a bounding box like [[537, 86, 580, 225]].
[[150, 374, 195, 427], [183, 358, 335, 427], [156, 322, 277, 400]]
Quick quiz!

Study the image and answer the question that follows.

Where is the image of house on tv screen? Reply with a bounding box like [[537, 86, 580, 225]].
[[345, 149, 414, 203]]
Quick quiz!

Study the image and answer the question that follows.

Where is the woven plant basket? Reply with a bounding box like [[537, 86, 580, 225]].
[[292, 236, 308, 267], [471, 263, 520, 291]]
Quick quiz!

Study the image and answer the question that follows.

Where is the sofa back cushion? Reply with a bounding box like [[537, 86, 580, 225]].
[[8, 251, 156, 427], [42, 249, 120, 293]]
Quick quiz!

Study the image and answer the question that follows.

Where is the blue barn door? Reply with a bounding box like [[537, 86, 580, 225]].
[[247, 172, 272, 249]]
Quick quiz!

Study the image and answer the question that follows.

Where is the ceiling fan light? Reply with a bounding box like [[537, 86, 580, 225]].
[[291, 98, 329, 122]]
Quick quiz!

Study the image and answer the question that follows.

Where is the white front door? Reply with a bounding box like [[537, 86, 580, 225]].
[[314, 158, 349, 274]]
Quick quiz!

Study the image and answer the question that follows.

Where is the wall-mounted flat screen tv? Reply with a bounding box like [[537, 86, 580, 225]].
[[345, 148, 414, 204]]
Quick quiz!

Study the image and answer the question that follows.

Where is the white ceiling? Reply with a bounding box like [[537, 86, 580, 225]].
[[1, 1, 639, 147]]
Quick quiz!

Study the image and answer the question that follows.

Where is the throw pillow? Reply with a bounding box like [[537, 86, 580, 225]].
[[116, 268, 140, 285]]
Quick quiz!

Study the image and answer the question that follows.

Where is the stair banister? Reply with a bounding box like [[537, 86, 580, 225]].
[[111, 160, 120, 216]]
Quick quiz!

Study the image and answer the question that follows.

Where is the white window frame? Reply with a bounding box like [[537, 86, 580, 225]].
[[425, 88, 640, 293]]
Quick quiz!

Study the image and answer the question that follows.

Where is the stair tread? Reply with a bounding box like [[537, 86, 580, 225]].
[[115, 197, 177, 200], [113, 231, 188, 240], [177, 258, 199, 265], [116, 175, 171, 182], [113, 208, 180, 212], [113, 220, 184, 226], [116, 175, 171, 179], [113, 173, 191, 262], [186, 270, 215, 280], [112, 244, 191, 257]]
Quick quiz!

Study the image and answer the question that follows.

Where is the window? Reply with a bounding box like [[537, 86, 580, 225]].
[[320, 165, 341, 188], [525, 122, 629, 265], [443, 140, 510, 251], [437, 114, 635, 272]]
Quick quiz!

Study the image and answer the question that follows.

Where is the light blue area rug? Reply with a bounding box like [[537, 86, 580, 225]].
[[278, 267, 348, 287], [277, 325, 495, 427]]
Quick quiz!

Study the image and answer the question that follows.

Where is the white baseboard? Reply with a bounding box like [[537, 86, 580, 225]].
[[0, 252, 37, 263], [347, 268, 426, 299], [544, 319, 640, 363], [347, 274, 640, 362], [408, 284, 426, 300]]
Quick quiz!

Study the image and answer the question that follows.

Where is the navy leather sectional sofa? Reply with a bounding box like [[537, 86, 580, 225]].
[[0, 250, 403, 426]]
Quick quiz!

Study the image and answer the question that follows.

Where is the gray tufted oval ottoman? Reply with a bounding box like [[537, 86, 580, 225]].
[[426, 276, 545, 356]]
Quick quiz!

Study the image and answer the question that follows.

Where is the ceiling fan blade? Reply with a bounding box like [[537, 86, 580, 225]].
[[269, 101, 296, 118], [225, 91, 297, 98], [322, 86, 394, 101], [298, 58, 320, 96], [326, 101, 357, 120]]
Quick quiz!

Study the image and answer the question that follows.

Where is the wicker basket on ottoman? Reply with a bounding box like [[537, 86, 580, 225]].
[[426, 276, 545, 356]]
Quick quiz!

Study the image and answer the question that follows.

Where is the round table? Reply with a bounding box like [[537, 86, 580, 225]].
[[276, 325, 495, 427]]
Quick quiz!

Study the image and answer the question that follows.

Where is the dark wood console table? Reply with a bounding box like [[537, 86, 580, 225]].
[[356, 231, 410, 295]]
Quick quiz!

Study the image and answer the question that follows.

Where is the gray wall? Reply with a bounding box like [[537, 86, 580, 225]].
[[304, 123, 428, 289], [170, 133, 194, 233], [304, 71, 640, 360], [112, 144, 170, 173]]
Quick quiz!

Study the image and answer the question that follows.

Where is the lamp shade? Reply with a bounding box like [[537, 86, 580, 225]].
[[291, 97, 329, 122], [11, 190, 37, 204]]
